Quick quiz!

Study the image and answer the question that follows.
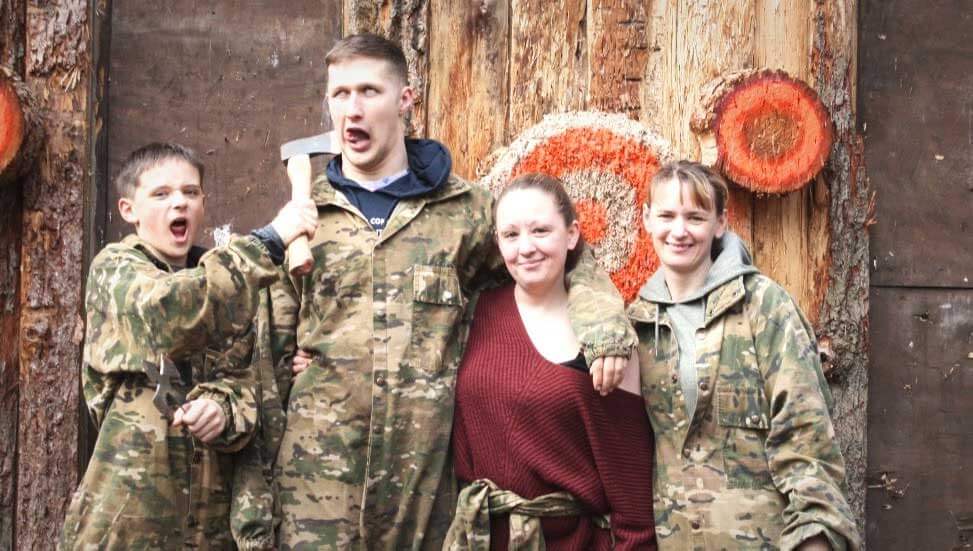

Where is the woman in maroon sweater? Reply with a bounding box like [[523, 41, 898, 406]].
[[445, 173, 657, 550]]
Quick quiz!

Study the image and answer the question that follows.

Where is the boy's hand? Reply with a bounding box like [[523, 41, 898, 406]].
[[271, 198, 318, 246], [591, 355, 627, 396], [172, 398, 226, 443], [292, 349, 313, 375]]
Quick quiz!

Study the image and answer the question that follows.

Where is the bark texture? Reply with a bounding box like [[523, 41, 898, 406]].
[[0, 1, 26, 549], [13, 1, 91, 548], [810, 0, 869, 539]]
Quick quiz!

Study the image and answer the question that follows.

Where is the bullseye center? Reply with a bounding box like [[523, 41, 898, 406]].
[[743, 108, 799, 159]]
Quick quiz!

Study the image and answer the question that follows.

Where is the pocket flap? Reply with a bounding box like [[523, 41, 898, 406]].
[[413, 265, 463, 306], [716, 387, 770, 429]]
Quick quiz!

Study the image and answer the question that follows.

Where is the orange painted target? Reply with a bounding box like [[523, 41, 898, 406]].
[[480, 112, 673, 303]]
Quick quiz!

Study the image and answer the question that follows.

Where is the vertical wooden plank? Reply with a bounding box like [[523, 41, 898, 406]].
[[508, 0, 588, 136], [344, 0, 429, 137], [426, 0, 509, 179], [751, 0, 829, 325], [811, 0, 869, 535], [587, 0, 649, 117], [105, 1, 341, 245], [0, 2, 26, 545], [80, 0, 110, 476], [642, 0, 756, 247], [17, 0, 91, 547], [866, 288, 973, 550]]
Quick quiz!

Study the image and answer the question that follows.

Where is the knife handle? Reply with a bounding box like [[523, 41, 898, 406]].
[[286, 154, 314, 276]]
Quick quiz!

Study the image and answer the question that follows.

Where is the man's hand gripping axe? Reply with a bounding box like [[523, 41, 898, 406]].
[[279, 131, 340, 276]]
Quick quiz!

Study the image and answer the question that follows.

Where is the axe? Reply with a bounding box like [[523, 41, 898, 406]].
[[279, 130, 340, 275], [143, 353, 186, 421]]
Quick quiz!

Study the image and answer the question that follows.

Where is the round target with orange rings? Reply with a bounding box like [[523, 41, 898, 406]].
[[479, 112, 673, 303]]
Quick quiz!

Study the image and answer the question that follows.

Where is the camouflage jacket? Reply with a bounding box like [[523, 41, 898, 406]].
[[272, 172, 636, 550], [60, 234, 278, 550], [628, 273, 860, 551]]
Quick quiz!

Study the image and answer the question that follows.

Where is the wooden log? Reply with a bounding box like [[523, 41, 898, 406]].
[[0, 2, 26, 548], [14, 0, 91, 547], [0, 67, 43, 188], [810, 0, 870, 536], [426, 0, 509, 179], [692, 68, 833, 194]]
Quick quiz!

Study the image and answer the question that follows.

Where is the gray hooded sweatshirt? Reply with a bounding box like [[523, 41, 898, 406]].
[[638, 231, 759, 416]]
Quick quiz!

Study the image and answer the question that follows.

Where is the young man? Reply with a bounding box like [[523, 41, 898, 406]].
[[270, 34, 637, 550], [59, 143, 316, 549]]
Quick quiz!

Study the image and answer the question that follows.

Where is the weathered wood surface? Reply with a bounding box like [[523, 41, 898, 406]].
[[810, 0, 870, 537], [866, 288, 973, 549], [104, 1, 340, 245], [860, 0, 972, 288], [352, 0, 869, 533], [14, 0, 91, 548], [860, 0, 972, 548], [0, 0, 26, 545]]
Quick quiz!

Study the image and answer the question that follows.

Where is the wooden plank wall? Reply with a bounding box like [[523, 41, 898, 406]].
[[358, 0, 869, 530], [860, 0, 973, 548]]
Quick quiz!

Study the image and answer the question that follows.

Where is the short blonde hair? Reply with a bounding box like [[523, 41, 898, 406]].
[[646, 160, 729, 215]]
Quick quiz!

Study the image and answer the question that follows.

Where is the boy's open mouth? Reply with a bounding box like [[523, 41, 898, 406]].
[[344, 127, 371, 151], [170, 218, 188, 240]]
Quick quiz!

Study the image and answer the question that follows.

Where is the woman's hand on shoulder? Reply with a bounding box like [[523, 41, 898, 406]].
[[591, 353, 641, 396]]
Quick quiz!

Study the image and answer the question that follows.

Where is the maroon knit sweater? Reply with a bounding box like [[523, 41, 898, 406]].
[[452, 285, 657, 551]]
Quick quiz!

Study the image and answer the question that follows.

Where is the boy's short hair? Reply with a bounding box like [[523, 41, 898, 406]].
[[115, 142, 205, 199], [646, 160, 729, 215], [324, 33, 409, 86]]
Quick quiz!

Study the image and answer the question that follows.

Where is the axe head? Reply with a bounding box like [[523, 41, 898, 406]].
[[143, 354, 185, 420], [280, 130, 340, 161]]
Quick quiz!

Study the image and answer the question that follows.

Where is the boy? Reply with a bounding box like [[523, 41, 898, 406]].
[[59, 143, 316, 549], [269, 34, 636, 550]]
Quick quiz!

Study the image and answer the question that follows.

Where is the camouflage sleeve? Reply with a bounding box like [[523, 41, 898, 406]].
[[80, 363, 125, 428], [750, 279, 861, 551], [565, 248, 638, 364], [186, 354, 258, 453], [458, 185, 508, 295], [84, 234, 281, 375]]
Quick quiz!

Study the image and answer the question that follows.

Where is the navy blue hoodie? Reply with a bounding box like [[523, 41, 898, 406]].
[[326, 139, 452, 233]]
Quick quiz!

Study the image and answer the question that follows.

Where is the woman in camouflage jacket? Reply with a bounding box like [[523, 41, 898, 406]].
[[628, 161, 860, 551]]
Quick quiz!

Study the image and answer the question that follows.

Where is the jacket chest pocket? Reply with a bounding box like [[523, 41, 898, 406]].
[[410, 265, 464, 374], [716, 386, 774, 490]]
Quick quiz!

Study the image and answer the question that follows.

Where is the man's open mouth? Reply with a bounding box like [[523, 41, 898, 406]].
[[344, 128, 371, 150]]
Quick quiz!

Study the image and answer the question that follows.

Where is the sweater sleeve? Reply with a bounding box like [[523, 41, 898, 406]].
[[584, 389, 658, 550]]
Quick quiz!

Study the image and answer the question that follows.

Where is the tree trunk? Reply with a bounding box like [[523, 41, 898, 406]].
[[13, 0, 91, 548], [0, 1, 26, 548]]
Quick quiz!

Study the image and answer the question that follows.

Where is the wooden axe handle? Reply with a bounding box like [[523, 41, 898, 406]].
[[286, 154, 314, 276]]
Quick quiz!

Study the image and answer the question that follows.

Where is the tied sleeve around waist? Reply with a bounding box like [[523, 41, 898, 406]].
[[444, 479, 611, 551]]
